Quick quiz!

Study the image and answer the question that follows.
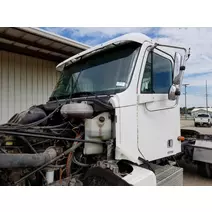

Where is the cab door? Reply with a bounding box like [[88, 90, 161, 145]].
[[137, 48, 181, 161]]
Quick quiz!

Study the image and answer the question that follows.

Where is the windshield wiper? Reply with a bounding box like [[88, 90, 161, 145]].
[[50, 92, 113, 110], [49, 92, 96, 101]]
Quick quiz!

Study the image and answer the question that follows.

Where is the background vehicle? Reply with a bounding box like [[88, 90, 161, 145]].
[[180, 127, 212, 178], [0, 33, 190, 186], [194, 113, 211, 127]]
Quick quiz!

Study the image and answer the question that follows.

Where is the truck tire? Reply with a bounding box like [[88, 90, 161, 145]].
[[197, 162, 212, 178], [83, 167, 131, 186], [195, 123, 198, 127]]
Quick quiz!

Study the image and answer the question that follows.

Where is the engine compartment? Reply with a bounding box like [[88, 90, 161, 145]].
[[0, 97, 132, 186]]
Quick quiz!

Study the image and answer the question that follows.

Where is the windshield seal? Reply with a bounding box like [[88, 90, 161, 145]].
[[49, 42, 141, 101]]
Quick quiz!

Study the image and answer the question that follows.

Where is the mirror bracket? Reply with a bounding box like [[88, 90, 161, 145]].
[[180, 66, 185, 71], [175, 89, 181, 96]]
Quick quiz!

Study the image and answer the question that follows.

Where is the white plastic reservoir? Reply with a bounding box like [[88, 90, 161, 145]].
[[46, 170, 54, 184], [83, 112, 112, 155]]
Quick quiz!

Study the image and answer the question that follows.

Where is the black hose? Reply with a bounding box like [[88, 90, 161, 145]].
[[32, 139, 52, 146], [0, 105, 61, 130], [91, 98, 113, 110], [18, 136, 37, 153], [34, 122, 68, 129], [0, 148, 57, 168], [0, 130, 105, 144], [73, 156, 90, 167], [0, 148, 7, 154], [20, 106, 61, 127], [47, 164, 66, 169]]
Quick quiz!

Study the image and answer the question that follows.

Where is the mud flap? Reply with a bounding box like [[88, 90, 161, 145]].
[[197, 162, 212, 178]]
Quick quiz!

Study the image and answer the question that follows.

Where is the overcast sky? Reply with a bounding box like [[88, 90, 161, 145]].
[[42, 27, 212, 108]]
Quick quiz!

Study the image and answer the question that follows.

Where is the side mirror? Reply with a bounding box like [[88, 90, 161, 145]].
[[168, 84, 180, 100], [168, 52, 185, 100]]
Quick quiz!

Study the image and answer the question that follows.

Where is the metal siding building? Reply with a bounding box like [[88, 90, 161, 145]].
[[0, 51, 60, 123], [0, 27, 89, 124], [191, 108, 212, 117]]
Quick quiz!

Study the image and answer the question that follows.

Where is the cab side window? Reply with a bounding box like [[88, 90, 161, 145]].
[[141, 52, 173, 94]]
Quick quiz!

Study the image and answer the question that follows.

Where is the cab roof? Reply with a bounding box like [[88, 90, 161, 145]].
[[56, 32, 153, 71]]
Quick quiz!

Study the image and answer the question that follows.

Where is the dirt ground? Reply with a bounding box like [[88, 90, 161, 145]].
[[180, 161, 212, 186], [180, 119, 212, 186]]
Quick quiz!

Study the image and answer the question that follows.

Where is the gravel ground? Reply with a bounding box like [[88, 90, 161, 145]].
[[180, 119, 212, 186]]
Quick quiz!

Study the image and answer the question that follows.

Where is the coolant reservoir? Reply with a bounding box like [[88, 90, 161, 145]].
[[84, 112, 112, 155]]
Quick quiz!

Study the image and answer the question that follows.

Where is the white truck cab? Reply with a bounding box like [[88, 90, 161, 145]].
[[55, 33, 190, 186], [57, 33, 189, 163]]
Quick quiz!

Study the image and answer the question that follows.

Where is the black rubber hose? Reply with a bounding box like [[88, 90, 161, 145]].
[[0, 130, 104, 144], [18, 136, 37, 153], [0, 148, 57, 168], [91, 98, 113, 110], [73, 156, 90, 167], [0, 105, 61, 129]]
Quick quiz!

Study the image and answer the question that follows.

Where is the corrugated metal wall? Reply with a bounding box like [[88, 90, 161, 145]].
[[0, 51, 61, 124]]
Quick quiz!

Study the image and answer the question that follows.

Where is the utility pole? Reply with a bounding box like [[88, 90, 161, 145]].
[[183, 83, 189, 119], [206, 80, 209, 114]]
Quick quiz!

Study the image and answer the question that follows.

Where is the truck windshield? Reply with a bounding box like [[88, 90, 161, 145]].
[[50, 42, 141, 100]]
